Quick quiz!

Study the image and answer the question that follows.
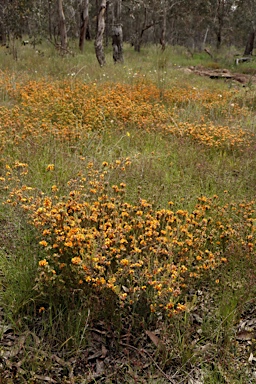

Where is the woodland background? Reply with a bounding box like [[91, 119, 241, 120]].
[[1, 1, 256, 63]]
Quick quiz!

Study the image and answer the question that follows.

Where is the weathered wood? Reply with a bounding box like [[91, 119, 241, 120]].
[[204, 48, 213, 59], [235, 57, 253, 65], [79, 0, 90, 52], [112, 0, 123, 63], [187, 66, 256, 85], [57, 0, 68, 51], [112, 25, 123, 63], [95, 0, 107, 66]]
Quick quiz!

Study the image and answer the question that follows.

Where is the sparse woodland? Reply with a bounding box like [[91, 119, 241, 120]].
[[1, 1, 256, 62]]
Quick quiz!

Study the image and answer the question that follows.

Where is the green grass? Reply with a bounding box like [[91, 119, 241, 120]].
[[0, 40, 255, 383]]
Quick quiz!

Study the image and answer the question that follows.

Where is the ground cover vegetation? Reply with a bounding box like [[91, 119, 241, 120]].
[[0, 42, 256, 383]]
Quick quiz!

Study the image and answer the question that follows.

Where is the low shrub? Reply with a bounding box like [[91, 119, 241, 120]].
[[5, 160, 255, 318]]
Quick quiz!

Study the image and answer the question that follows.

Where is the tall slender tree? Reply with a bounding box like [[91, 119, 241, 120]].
[[160, 0, 167, 50], [79, 0, 90, 51], [112, 0, 123, 62], [95, 0, 107, 66], [232, 0, 256, 55], [244, 26, 255, 55], [57, 0, 68, 51]]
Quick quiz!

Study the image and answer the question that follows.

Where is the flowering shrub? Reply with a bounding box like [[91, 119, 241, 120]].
[[1, 70, 255, 318], [0, 73, 254, 152], [6, 160, 255, 316]]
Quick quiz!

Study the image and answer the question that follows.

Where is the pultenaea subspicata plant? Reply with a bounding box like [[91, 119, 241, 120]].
[[5, 160, 255, 317]]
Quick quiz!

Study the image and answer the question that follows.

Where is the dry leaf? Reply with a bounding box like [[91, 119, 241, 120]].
[[236, 330, 255, 341], [88, 350, 103, 361], [34, 375, 57, 383], [0, 324, 13, 334], [248, 353, 256, 364], [101, 344, 108, 358], [145, 330, 165, 352], [146, 330, 160, 347], [96, 359, 105, 375]]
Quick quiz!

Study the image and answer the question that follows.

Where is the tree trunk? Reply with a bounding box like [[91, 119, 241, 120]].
[[95, 0, 107, 66], [216, 28, 222, 49], [112, 0, 123, 63], [0, 24, 6, 45], [105, 0, 109, 47], [215, 0, 224, 49], [48, 0, 52, 40], [134, 6, 153, 52], [244, 29, 255, 56], [202, 26, 209, 50], [57, 0, 68, 51], [160, 1, 167, 51], [79, 0, 89, 51]]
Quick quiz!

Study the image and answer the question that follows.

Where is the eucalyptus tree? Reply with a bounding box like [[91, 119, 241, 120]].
[[2, 0, 256, 61], [0, 2, 7, 44], [95, 0, 107, 66], [121, 0, 191, 51], [1, 0, 35, 41], [79, 0, 90, 51], [231, 0, 256, 55], [212, 0, 233, 48], [111, 0, 123, 62], [57, 0, 68, 50], [126, 0, 156, 52], [159, 0, 185, 50]]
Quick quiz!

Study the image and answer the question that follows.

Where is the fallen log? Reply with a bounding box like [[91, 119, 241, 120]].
[[187, 66, 256, 85], [235, 57, 253, 65]]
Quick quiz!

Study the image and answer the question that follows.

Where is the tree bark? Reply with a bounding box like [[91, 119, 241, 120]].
[[112, 0, 123, 63], [95, 0, 107, 66], [105, 0, 109, 47], [79, 0, 89, 51], [57, 0, 68, 51], [48, 0, 52, 40], [160, 1, 167, 51], [215, 0, 225, 49], [0, 24, 6, 45], [244, 29, 255, 56]]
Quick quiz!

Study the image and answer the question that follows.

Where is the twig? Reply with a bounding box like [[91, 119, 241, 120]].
[[119, 342, 176, 383], [46, 37, 73, 56]]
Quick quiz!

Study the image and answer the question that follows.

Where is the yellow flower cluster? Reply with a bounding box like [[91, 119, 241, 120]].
[[0, 73, 253, 152], [7, 161, 255, 316]]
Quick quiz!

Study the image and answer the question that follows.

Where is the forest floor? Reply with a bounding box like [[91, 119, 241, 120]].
[[1, 279, 256, 383]]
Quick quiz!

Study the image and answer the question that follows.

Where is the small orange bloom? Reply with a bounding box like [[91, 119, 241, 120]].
[[71, 257, 82, 265], [39, 259, 48, 267], [39, 240, 48, 247], [46, 164, 54, 171]]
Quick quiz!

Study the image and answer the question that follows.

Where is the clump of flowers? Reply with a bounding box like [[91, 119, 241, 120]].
[[0, 73, 254, 153], [7, 160, 255, 316]]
